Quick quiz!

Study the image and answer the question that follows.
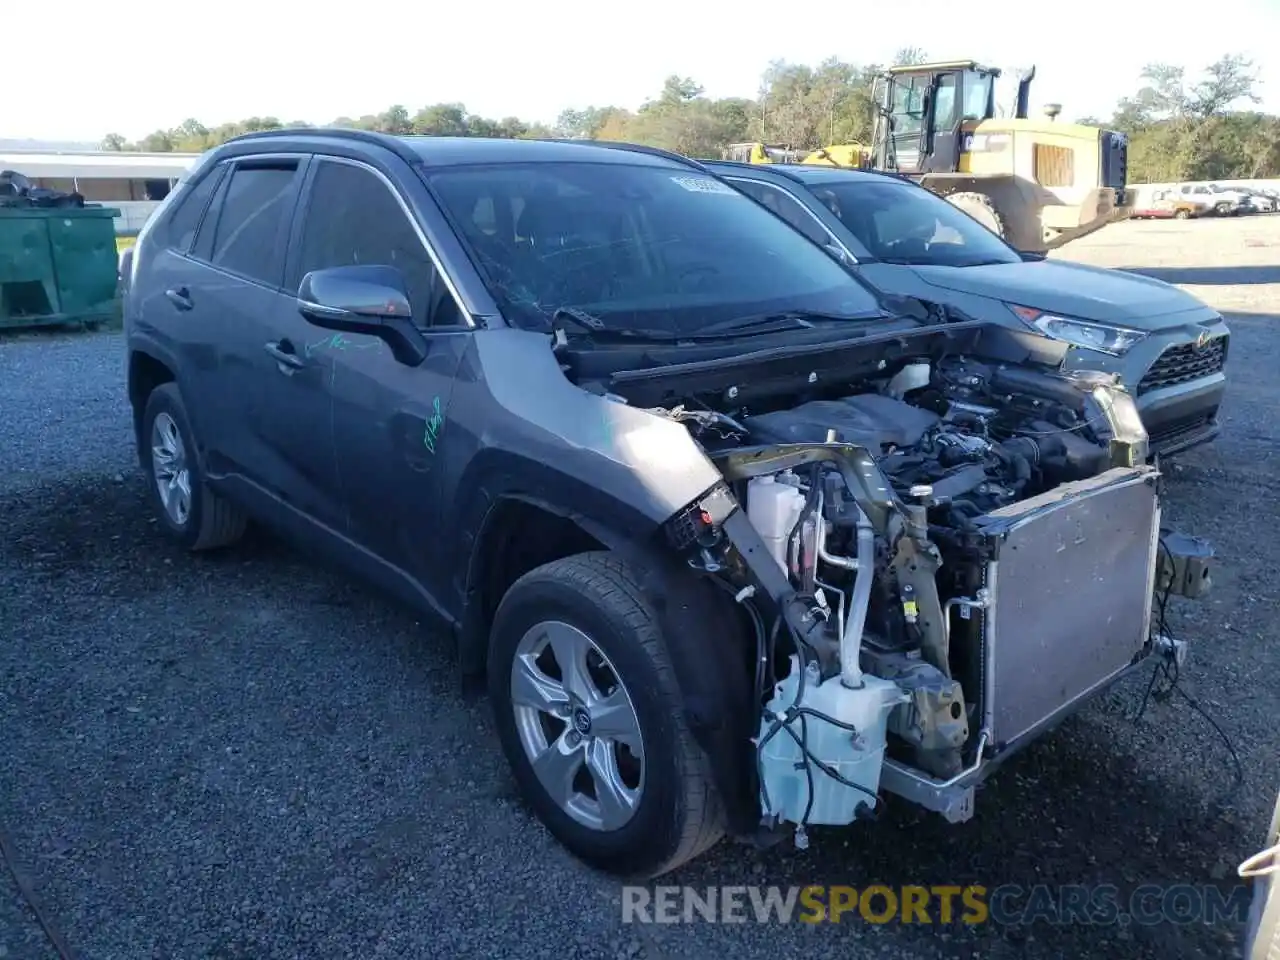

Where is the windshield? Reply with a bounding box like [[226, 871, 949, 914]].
[[425, 162, 884, 334], [805, 179, 1022, 267]]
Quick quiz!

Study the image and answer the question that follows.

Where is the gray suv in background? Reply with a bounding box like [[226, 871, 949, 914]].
[[121, 131, 1211, 878], [704, 162, 1230, 456]]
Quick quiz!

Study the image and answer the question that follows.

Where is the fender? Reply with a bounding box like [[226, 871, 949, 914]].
[[451, 447, 672, 672], [125, 337, 186, 446], [453, 460, 761, 837], [448, 446, 671, 621], [127, 337, 183, 385]]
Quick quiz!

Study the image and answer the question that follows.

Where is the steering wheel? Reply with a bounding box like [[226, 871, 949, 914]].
[[533, 241, 620, 304]]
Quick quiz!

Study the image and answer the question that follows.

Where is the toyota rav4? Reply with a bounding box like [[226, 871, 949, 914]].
[[122, 130, 1214, 878]]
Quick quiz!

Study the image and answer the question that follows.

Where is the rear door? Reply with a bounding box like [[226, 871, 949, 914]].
[[180, 155, 344, 526]]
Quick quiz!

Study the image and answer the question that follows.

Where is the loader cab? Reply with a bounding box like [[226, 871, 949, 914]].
[[875, 61, 1034, 176]]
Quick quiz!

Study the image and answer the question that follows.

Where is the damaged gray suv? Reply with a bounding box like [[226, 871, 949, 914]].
[[122, 130, 1214, 878]]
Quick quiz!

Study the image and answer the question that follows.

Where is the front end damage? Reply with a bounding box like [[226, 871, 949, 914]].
[[638, 351, 1214, 842]]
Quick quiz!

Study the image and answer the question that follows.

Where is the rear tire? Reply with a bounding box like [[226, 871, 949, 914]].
[[488, 552, 725, 878], [1174, 209, 1191, 220], [140, 383, 247, 551]]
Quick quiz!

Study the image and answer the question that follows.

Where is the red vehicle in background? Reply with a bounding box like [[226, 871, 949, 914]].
[[1130, 188, 1211, 220]]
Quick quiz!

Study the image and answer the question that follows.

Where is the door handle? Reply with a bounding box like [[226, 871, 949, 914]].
[[264, 340, 305, 370], [164, 286, 193, 311]]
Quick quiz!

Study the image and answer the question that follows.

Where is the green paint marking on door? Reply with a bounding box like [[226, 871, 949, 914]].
[[305, 333, 381, 357], [423, 396, 444, 454]]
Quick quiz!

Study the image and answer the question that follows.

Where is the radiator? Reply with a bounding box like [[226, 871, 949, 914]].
[[970, 467, 1162, 751]]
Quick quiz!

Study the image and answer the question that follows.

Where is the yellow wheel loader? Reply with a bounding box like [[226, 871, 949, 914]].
[[722, 143, 808, 164], [865, 61, 1132, 253], [720, 62, 1133, 254]]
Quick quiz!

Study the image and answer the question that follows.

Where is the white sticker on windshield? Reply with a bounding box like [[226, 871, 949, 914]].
[[670, 176, 739, 195]]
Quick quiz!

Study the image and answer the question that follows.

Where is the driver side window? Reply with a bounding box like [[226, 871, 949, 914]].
[[292, 159, 462, 327]]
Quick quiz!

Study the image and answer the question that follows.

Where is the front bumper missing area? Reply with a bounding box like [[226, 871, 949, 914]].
[[879, 466, 1167, 821]]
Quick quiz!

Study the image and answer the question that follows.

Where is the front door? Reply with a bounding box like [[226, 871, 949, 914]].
[[921, 72, 962, 173], [284, 156, 470, 591]]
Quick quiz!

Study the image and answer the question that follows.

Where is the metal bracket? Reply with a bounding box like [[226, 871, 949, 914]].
[[880, 760, 976, 823], [1153, 633, 1189, 670]]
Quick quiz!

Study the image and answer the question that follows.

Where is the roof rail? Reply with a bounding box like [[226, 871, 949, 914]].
[[537, 138, 711, 173], [219, 127, 423, 165], [702, 158, 809, 183], [707, 157, 925, 187]]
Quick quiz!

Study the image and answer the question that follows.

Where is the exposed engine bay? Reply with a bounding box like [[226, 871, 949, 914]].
[[594, 344, 1213, 840]]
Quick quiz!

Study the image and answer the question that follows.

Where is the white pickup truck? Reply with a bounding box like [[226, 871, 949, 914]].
[[1177, 183, 1256, 216]]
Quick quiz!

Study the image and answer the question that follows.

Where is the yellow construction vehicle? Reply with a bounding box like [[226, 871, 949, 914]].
[[720, 62, 1133, 254], [722, 143, 808, 164], [866, 61, 1131, 252]]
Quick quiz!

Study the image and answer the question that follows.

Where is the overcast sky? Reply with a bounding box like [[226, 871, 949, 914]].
[[5, 0, 1278, 142]]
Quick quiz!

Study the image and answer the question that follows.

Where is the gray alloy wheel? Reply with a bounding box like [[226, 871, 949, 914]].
[[509, 620, 645, 831], [150, 411, 192, 528]]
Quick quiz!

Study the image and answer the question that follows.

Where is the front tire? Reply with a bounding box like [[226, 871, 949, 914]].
[[945, 191, 1006, 237], [140, 383, 247, 551], [489, 552, 725, 878]]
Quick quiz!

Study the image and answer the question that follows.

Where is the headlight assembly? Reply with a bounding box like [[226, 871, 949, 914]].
[[1008, 305, 1147, 356]]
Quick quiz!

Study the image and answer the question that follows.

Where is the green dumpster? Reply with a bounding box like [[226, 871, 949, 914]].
[[0, 204, 122, 331]]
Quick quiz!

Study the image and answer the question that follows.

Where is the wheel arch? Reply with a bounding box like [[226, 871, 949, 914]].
[[456, 480, 761, 837], [127, 344, 179, 465]]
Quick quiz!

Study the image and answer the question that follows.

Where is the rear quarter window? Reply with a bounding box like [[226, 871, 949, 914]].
[[163, 165, 226, 254]]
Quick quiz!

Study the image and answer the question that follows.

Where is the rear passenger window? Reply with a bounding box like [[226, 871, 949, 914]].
[[292, 160, 460, 327], [731, 180, 832, 247], [165, 166, 224, 253], [205, 164, 297, 285]]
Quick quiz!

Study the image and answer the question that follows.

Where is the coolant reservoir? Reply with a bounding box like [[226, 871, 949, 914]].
[[758, 656, 905, 825], [747, 475, 806, 573]]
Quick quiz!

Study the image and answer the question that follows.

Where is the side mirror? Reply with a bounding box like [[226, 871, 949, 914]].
[[297, 265, 427, 366]]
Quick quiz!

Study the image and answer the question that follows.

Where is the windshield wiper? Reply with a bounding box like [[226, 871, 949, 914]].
[[551, 308, 679, 343], [877, 255, 1014, 268], [950, 257, 1016, 267], [549, 306, 885, 348], [692, 310, 883, 338]]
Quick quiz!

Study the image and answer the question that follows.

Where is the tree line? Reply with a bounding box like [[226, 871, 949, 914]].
[[102, 51, 1279, 184]]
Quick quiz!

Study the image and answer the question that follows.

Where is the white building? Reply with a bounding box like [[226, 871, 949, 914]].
[[0, 149, 200, 234]]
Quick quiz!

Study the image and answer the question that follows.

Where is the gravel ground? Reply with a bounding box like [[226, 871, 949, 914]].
[[2, 215, 1278, 960]]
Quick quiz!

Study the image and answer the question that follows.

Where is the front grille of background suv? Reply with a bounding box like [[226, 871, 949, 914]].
[[1137, 334, 1229, 394]]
